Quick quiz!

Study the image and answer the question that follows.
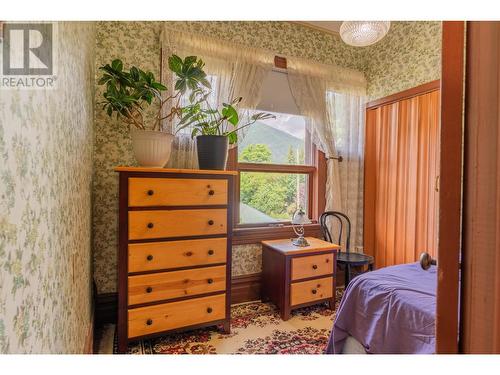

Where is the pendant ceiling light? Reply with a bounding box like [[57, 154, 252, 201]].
[[340, 21, 391, 47]]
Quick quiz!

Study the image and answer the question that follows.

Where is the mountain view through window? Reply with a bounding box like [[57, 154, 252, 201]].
[[238, 111, 310, 224]]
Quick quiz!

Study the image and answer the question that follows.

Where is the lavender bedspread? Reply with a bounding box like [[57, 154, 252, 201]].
[[326, 262, 437, 354]]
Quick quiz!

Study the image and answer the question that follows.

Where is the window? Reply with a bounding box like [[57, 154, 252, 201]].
[[230, 66, 324, 230], [237, 110, 314, 225]]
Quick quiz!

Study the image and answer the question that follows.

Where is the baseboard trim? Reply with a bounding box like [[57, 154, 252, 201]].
[[231, 273, 261, 304], [95, 273, 263, 326], [95, 292, 118, 326]]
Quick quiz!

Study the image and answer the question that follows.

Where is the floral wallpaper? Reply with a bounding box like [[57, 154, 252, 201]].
[[0, 19, 443, 352], [232, 244, 262, 277], [0, 22, 95, 353], [92, 21, 365, 293], [364, 21, 442, 99], [92, 21, 442, 293]]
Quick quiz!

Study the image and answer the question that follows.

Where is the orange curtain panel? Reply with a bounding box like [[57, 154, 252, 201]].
[[364, 84, 440, 269]]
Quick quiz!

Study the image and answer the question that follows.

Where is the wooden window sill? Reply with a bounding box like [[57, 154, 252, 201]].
[[232, 223, 323, 245]]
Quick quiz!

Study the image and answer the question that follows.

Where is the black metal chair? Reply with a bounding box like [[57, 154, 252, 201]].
[[320, 211, 374, 287]]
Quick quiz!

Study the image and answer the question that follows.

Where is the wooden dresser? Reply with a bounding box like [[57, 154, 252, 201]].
[[115, 167, 237, 353], [261, 237, 340, 321]]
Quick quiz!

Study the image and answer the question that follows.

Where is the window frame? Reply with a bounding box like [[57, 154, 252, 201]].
[[228, 146, 326, 244], [226, 55, 327, 244]]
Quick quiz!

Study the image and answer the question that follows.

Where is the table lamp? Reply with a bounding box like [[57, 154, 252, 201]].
[[291, 208, 312, 247]]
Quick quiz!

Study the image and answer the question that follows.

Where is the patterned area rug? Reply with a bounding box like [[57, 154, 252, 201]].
[[98, 290, 342, 355]]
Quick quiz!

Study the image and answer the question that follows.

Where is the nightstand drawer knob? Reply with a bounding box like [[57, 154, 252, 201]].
[[312, 264, 318, 270], [147, 222, 154, 229], [146, 287, 153, 293], [208, 190, 215, 196], [146, 255, 153, 261], [147, 190, 154, 196], [146, 319, 153, 326], [208, 249, 214, 255], [207, 278, 213, 284], [208, 220, 214, 226], [186, 251, 193, 257], [312, 289, 317, 295], [207, 307, 213, 313]]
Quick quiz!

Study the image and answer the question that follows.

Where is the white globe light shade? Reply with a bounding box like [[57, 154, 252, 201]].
[[340, 21, 391, 47]]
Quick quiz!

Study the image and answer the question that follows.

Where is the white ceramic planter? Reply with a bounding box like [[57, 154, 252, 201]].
[[130, 129, 174, 167]]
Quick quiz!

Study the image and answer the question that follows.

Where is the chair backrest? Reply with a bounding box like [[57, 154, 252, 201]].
[[319, 211, 351, 253]]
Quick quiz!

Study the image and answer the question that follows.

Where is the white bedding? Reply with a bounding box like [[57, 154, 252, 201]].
[[341, 335, 367, 354]]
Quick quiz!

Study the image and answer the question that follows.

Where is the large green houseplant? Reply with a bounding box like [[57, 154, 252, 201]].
[[99, 55, 274, 170], [98, 55, 210, 167], [177, 89, 274, 169]]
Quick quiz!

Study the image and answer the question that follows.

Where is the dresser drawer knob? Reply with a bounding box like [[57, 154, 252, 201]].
[[147, 222, 154, 229], [207, 278, 213, 284], [208, 190, 215, 196], [146, 319, 153, 326], [146, 255, 153, 261], [312, 264, 318, 270], [146, 287, 153, 293], [312, 289, 317, 295], [147, 190, 154, 196], [208, 249, 214, 255], [326, 258, 330, 263], [207, 307, 213, 314], [208, 220, 214, 226], [186, 251, 193, 257]]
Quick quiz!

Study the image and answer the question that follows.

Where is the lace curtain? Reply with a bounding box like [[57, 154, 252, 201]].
[[287, 57, 367, 249], [160, 27, 274, 168], [327, 92, 366, 247]]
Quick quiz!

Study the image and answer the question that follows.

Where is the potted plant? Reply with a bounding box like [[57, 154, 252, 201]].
[[98, 55, 210, 167], [177, 91, 275, 170]]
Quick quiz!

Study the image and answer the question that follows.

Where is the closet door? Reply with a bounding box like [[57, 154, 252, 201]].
[[364, 83, 440, 269]]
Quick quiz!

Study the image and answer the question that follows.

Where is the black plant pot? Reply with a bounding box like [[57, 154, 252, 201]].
[[196, 135, 229, 170]]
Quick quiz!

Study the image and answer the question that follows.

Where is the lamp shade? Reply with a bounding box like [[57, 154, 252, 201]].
[[292, 208, 312, 225], [340, 21, 391, 47]]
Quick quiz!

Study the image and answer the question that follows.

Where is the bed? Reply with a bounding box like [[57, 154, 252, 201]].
[[326, 262, 437, 354]]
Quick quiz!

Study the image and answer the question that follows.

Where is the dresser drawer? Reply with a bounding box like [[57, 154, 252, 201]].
[[290, 277, 333, 306], [128, 178, 228, 207], [128, 209, 227, 240], [291, 253, 334, 281], [128, 238, 227, 273], [128, 265, 226, 306], [128, 294, 226, 338]]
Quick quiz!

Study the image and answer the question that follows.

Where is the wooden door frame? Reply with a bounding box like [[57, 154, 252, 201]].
[[460, 21, 500, 354], [435, 21, 466, 354]]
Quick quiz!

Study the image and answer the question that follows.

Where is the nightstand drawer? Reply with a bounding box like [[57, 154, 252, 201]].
[[128, 209, 227, 240], [291, 253, 334, 280], [290, 277, 333, 306], [128, 238, 227, 273], [128, 294, 226, 338], [128, 265, 226, 306], [128, 177, 228, 207]]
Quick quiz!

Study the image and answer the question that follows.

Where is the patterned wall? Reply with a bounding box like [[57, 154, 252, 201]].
[[92, 21, 442, 293], [364, 21, 442, 99], [92, 21, 365, 293], [0, 22, 95, 353]]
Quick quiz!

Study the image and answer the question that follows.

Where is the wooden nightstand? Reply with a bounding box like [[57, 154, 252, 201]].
[[261, 237, 340, 321]]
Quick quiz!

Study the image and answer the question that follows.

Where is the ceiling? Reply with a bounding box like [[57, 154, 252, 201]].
[[295, 21, 343, 34]]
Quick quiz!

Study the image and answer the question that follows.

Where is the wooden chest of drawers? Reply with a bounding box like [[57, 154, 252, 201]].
[[261, 237, 339, 320], [115, 167, 236, 353]]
